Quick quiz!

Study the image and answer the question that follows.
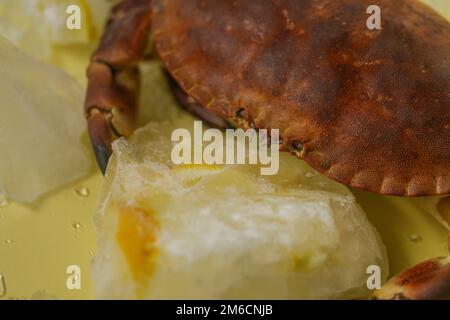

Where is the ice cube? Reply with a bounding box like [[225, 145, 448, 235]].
[[0, 36, 91, 203], [93, 120, 388, 299]]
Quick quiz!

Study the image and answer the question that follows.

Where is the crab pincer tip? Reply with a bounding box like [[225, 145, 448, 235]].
[[87, 109, 115, 175], [92, 143, 112, 175]]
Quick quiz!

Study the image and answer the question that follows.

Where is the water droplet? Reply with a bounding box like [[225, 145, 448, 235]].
[[409, 233, 422, 242], [4, 239, 12, 245], [75, 187, 90, 198], [0, 274, 5, 297], [89, 250, 95, 256], [72, 223, 82, 230]]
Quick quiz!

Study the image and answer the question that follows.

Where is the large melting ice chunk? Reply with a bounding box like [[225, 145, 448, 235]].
[[93, 118, 388, 299], [0, 36, 91, 203]]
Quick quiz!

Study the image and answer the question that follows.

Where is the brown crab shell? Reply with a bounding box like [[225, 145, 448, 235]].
[[150, 0, 450, 196]]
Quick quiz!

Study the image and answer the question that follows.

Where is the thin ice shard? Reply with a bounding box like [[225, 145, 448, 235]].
[[0, 36, 91, 203]]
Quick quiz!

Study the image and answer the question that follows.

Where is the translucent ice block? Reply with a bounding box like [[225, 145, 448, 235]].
[[93, 119, 388, 299], [0, 36, 91, 203]]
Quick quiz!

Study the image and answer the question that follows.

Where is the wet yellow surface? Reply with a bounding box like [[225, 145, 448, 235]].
[[0, 171, 100, 299], [0, 170, 447, 299]]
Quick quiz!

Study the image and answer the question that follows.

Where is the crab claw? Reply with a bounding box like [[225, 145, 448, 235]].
[[87, 109, 113, 174], [372, 234, 450, 300], [84, 0, 152, 173], [85, 62, 139, 174]]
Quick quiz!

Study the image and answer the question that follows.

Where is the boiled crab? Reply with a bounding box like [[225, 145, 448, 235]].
[[84, 0, 450, 299]]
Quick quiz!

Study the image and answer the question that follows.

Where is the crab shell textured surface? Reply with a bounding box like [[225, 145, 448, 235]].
[[149, 0, 450, 196]]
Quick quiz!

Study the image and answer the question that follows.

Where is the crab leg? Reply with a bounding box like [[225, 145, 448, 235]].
[[84, 0, 152, 173], [166, 74, 232, 130], [372, 233, 450, 300]]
